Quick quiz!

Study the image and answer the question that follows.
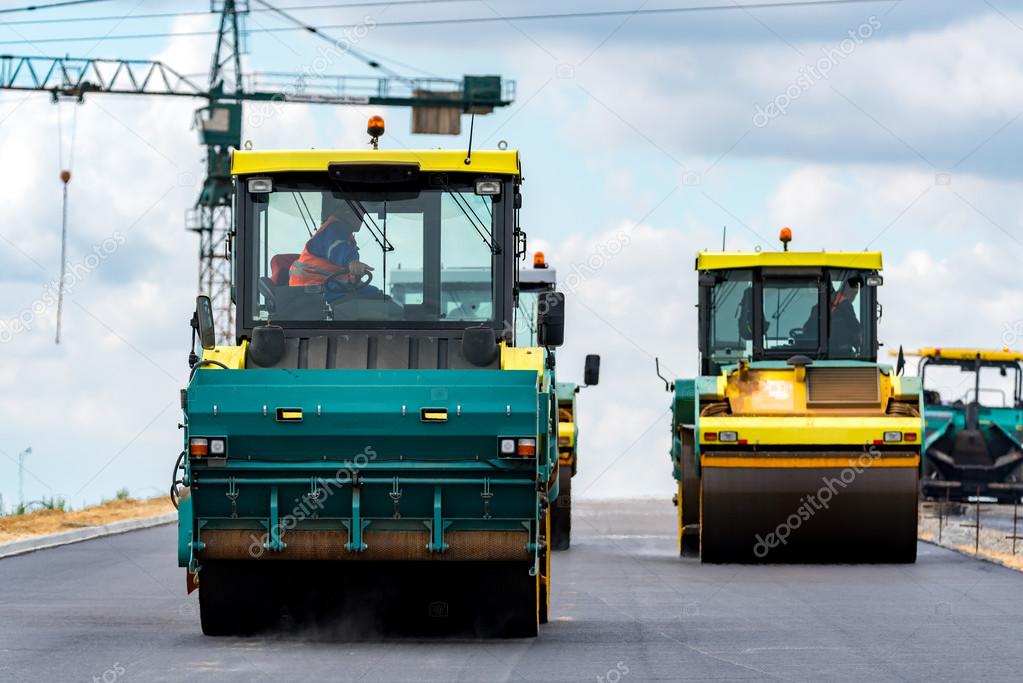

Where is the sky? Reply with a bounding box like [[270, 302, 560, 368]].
[[1, 0, 1023, 509]]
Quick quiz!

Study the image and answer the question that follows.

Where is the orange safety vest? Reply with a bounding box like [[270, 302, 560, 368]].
[[289, 216, 355, 287]]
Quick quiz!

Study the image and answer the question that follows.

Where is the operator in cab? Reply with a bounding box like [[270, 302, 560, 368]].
[[799, 277, 862, 354], [289, 196, 379, 302]]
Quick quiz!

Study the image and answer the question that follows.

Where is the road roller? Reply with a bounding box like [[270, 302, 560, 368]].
[[173, 121, 565, 636], [905, 347, 1023, 503], [517, 252, 601, 550], [666, 230, 923, 563]]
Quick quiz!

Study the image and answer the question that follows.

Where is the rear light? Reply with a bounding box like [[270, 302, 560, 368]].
[[517, 438, 537, 457], [717, 431, 738, 443], [190, 437, 226, 457], [883, 431, 902, 443]]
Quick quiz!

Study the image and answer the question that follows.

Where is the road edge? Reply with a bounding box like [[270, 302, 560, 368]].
[[0, 512, 176, 560], [918, 532, 1023, 573]]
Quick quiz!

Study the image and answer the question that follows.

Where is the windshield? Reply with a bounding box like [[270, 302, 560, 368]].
[[249, 182, 500, 326], [701, 267, 876, 373], [923, 362, 1023, 408]]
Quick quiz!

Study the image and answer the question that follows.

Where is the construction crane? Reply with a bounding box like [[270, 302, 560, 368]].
[[0, 0, 515, 342]]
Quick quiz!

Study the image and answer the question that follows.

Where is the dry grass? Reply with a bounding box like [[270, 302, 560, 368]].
[[0, 497, 174, 544]]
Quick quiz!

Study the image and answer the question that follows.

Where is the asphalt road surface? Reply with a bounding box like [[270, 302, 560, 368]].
[[3, 500, 1023, 682]]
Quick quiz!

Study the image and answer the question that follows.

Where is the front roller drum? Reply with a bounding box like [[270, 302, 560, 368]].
[[700, 463, 918, 563]]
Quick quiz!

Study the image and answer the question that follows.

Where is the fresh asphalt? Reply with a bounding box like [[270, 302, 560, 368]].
[[2, 500, 1022, 682]]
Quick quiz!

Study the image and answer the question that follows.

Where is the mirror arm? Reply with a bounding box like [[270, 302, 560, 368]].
[[655, 357, 674, 393]]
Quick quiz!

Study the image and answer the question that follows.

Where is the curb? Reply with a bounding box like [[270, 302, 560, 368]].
[[0, 512, 177, 560]]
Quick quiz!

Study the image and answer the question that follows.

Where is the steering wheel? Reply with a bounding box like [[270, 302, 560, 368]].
[[324, 269, 373, 294]]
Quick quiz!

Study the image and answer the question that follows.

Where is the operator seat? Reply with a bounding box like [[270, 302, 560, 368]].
[[258, 253, 327, 319]]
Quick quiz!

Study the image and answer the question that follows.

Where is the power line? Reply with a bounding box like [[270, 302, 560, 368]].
[[0, 0, 489, 27], [0, 0, 112, 15], [252, 0, 404, 79], [0, 0, 908, 45]]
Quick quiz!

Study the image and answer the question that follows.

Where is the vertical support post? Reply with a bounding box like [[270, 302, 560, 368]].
[[264, 485, 286, 552], [427, 486, 450, 552], [346, 486, 367, 552]]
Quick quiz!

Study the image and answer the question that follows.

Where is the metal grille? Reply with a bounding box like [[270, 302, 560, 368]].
[[200, 529, 529, 561], [806, 367, 880, 406]]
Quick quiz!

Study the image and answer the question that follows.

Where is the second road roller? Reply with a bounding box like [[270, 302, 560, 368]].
[[664, 229, 923, 563]]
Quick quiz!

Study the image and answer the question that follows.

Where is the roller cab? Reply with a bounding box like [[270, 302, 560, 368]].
[[516, 255, 600, 550], [670, 237, 923, 563], [175, 140, 566, 636]]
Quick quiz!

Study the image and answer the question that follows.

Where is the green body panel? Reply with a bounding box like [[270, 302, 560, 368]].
[[924, 405, 1023, 451], [671, 380, 698, 479], [179, 367, 555, 570]]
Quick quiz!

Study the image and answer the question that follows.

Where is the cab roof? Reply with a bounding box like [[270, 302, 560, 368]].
[[910, 348, 1023, 362], [696, 251, 883, 271], [231, 149, 520, 176]]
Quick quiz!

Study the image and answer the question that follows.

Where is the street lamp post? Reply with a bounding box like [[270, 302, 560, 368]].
[[18, 447, 32, 508]]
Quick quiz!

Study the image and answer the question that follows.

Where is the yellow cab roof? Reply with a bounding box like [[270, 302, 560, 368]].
[[231, 149, 520, 176], [909, 348, 1023, 362], [696, 251, 883, 271]]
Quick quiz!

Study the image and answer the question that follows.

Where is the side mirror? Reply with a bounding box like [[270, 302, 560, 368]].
[[583, 354, 601, 386], [537, 292, 565, 347], [195, 295, 216, 350]]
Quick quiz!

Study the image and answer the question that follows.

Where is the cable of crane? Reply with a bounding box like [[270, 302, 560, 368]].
[[0, 0, 113, 15], [1, 0, 490, 27], [252, 0, 408, 82], [0, 0, 911, 45], [54, 98, 78, 345]]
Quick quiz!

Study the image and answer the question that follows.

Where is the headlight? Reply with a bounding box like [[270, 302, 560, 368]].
[[717, 431, 738, 443], [883, 431, 902, 443], [499, 438, 517, 456]]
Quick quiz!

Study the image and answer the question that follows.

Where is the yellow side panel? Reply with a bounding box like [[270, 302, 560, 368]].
[[702, 455, 920, 469], [907, 347, 1023, 362], [200, 341, 248, 370], [558, 421, 575, 447], [232, 149, 520, 176], [501, 345, 545, 375], [696, 251, 882, 271], [698, 415, 922, 446]]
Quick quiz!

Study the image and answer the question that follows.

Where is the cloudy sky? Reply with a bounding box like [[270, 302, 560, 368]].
[[1, 0, 1022, 508]]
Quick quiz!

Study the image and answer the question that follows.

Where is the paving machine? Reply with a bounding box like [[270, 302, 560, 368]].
[[908, 348, 1023, 503], [173, 121, 567, 636], [666, 230, 923, 562], [516, 253, 600, 549]]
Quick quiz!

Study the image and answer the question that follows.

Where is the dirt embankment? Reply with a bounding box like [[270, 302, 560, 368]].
[[0, 497, 174, 544]]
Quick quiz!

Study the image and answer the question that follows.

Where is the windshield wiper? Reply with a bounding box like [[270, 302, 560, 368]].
[[446, 189, 500, 255], [345, 198, 394, 252]]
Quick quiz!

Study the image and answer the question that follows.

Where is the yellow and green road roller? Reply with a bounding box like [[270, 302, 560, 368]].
[[665, 230, 923, 562]]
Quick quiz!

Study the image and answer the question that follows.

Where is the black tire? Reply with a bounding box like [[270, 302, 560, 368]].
[[475, 562, 539, 638], [199, 561, 278, 636], [551, 467, 572, 551], [679, 428, 700, 558]]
